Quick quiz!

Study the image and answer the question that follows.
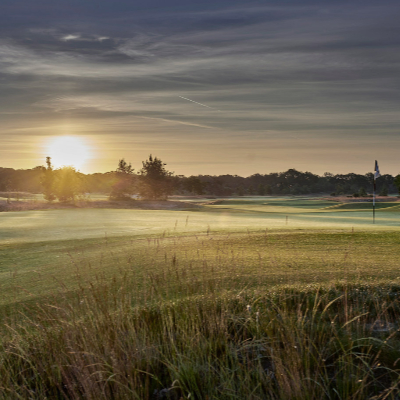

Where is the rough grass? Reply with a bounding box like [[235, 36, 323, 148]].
[[2, 273, 400, 399], [2, 229, 400, 398]]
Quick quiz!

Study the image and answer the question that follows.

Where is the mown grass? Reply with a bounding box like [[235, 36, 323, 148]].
[[1, 227, 400, 399]]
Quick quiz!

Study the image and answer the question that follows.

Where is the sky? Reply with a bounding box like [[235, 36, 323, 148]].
[[1, 0, 400, 176]]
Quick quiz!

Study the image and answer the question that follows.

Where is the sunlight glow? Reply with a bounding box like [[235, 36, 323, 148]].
[[46, 136, 91, 170]]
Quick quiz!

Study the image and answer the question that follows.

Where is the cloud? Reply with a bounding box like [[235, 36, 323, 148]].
[[61, 34, 81, 41], [1, 1, 400, 174], [60, 33, 111, 42]]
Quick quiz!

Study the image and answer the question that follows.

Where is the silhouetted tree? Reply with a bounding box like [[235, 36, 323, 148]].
[[116, 158, 134, 174], [183, 176, 205, 195], [110, 158, 136, 200], [394, 175, 400, 195], [138, 155, 173, 200], [379, 184, 388, 196], [237, 186, 244, 196], [41, 157, 56, 202]]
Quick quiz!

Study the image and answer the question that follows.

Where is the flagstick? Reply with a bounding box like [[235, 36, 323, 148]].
[[373, 160, 381, 224], [373, 178, 376, 224]]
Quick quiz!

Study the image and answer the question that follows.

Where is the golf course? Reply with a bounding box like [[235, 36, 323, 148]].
[[1, 196, 400, 399]]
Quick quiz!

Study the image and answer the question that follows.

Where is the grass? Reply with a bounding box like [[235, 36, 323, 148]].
[[3, 230, 400, 308], [2, 274, 400, 399], [1, 197, 400, 399]]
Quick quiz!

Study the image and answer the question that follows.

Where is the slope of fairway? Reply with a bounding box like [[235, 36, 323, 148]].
[[2, 229, 400, 308], [205, 197, 335, 209], [322, 202, 400, 211]]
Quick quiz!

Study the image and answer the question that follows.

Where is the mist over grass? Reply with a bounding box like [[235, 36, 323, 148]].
[[1, 197, 400, 245]]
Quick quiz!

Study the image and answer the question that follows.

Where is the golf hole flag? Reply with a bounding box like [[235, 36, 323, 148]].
[[374, 160, 381, 180], [373, 160, 380, 223]]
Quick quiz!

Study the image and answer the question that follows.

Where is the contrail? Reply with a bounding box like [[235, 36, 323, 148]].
[[178, 96, 221, 111], [140, 116, 214, 129]]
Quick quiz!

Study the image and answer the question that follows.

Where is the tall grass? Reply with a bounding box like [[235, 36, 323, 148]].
[[1, 232, 400, 399]]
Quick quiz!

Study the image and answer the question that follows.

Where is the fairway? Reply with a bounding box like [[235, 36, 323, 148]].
[[1, 196, 400, 308], [1, 197, 400, 245]]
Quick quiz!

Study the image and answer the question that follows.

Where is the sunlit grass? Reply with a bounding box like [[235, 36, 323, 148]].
[[2, 230, 400, 308], [2, 247, 400, 398]]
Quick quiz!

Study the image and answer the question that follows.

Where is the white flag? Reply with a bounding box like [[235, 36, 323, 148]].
[[374, 160, 381, 179]]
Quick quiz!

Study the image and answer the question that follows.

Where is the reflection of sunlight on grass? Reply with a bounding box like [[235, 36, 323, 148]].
[[1, 198, 400, 245], [3, 227, 400, 308]]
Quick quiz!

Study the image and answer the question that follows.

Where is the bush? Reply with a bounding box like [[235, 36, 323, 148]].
[[359, 187, 367, 197]]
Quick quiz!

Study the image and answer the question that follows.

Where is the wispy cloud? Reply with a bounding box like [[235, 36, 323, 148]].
[[60, 33, 111, 42], [140, 116, 214, 129], [61, 34, 81, 41], [178, 96, 222, 111], [1, 1, 400, 174]]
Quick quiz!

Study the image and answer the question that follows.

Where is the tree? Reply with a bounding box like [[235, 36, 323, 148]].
[[183, 176, 205, 195], [257, 184, 266, 196], [54, 166, 83, 202], [110, 159, 136, 200], [116, 158, 134, 174], [41, 157, 56, 202], [237, 186, 244, 196], [394, 175, 400, 195], [138, 155, 174, 200], [379, 184, 388, 196], [41, 158, 83, 202]]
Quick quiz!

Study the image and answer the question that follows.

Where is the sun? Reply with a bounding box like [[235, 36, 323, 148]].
[[46, 136, 91, 170]]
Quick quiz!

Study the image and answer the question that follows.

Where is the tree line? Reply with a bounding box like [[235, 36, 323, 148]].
[[1, 156, 400, 201], [38, 155, 174, 202]]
